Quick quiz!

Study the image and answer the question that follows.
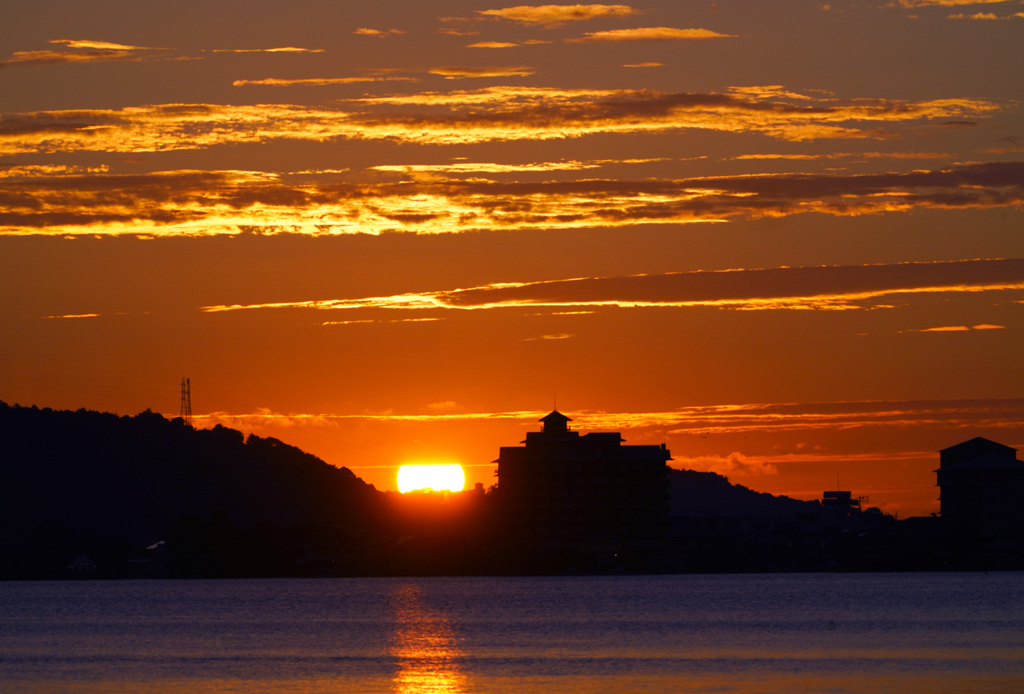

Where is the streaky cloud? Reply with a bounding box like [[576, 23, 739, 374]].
[[428, 65, 535, 78], [370, 159, 605, 172], [467, 41, 522, 48], [436, 258, 1024, 311], [1, 48, 161, 67], [233, 76, 417, 87], [567, 27, 736, 42], [51, 39, 153, 51], [190, 397, 1024, 439], [904, 323, 1007, 332], [321, 317, 443, 325], [353, 28, 406, 38], [198, 259, 1024, 315], [478, 4, 640, 26], [897, 0, 1013, 6], [2, 161, 1021, 236], [211, 47, 324, 53], [0, 88, 1001, 155]]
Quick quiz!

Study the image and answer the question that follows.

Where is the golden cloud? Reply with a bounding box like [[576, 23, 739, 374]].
[[428, 65, 536, 78], [2, 161, 1021, 236], [321, 317, 443, 326], [370, 160, 605, 172], [0, 41, 164, 67], [670, 452, 778, 477], [0, 164, 108, 178], [210, 47, 325, 53], [353, 28, 406, 38], [478, 4, 640, 25], [467, 41, 522, 48], [345, 87, 1000, 144], [568, 27, 737, 42], [51, 39, 152, 51], [569, 26, 737, 42], [0, 88, 998, 155], [196, 259, 1024, 316], [233, 76, 417, 86], [905, 324, 1006, 332], [897, 0, 1013, 6], [189, 397, 1024, 441]]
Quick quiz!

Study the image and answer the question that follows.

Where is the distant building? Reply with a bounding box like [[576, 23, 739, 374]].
[[936, 437, 1024, 541], [821, 490, 863, 533], [67, 553, 96, 577], [496, 411, 671, 565]]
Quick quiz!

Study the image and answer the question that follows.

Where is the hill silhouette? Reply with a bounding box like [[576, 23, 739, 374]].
[[0, 401, 383, 576], [668, 467, 817, 519], [2, 401, 868, 576]]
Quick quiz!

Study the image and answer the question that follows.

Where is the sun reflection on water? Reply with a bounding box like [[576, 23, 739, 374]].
[[389, 584, 467, 694]]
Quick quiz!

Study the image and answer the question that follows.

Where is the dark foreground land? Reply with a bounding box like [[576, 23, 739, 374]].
[[1, 402, 1019, 579]]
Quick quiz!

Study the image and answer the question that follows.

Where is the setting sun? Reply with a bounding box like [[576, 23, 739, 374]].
[[397, 464, 466, 493]]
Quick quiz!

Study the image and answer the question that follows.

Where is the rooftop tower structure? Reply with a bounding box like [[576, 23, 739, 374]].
[[180, 377, 192, 425]]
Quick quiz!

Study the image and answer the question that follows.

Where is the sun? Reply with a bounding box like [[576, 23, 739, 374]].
[[397, 464, 466, 493]]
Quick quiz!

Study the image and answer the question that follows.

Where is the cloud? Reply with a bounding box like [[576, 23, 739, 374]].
[[193, 409, 548, 428], [671, 452, 778, 477], [0, 88, 1001, 156], [321, 317, 442, 325], [642, 398, 1024, 438], [233, 76, 417, 87], [197, 259, 1024, 316], [51, 40, 151, 50], [211, 47, 324, 53], [0, 38, 329, 68], [186, 398, 1024, 465], [567, 27, 737, 42], [3, 161, 1022, 236], [369, 158, 623, 173], [353, 28, 406, 38], [0, 39, 166, 67], [733, 150, 952, 161], [467, 41, 523, 48], [478, 4, 640, 26], [434, 258, 1024, 312], [907, 325, 970, 332], [904, 323, 1006, 332], [896, 0, 1015, 6], [522, 333, 574, 341], [428, 65, 535, 78], [311, 88, 1004, 144], [0, 164, 108, 178]]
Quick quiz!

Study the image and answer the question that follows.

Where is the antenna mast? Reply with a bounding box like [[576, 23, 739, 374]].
[[180, 377, 192, 425]]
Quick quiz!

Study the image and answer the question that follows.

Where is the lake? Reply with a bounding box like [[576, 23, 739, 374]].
[[1, 573, 1023, 693]]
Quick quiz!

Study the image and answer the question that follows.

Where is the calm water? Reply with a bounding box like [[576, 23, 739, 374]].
[[1, 573, 1023, 693]]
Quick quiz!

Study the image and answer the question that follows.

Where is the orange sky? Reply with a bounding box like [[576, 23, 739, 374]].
[[2, 1, 1023, 518]]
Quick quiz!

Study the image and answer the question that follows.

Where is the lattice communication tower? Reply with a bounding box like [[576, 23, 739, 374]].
[[180, 377, 192, 425]]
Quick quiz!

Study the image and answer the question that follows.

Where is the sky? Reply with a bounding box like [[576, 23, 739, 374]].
[[2, 0, 1023, 518]]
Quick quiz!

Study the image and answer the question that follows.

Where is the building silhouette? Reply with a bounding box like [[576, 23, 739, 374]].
[[937, 437, 1024, 542], [821, 490, 863, 534], [496, 410, 671, 570]]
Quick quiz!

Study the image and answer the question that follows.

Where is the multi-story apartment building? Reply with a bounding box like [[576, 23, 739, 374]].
[[937, 437, 1024, 541], [496, 411, 671, 565]]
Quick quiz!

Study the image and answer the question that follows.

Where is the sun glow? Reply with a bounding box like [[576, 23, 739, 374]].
[[397, 464, 466, 493]]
